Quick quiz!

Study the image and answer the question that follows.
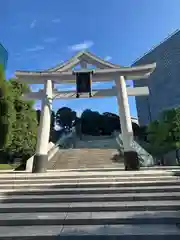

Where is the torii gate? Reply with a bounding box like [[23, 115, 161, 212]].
[[15, 51, 156, 173]]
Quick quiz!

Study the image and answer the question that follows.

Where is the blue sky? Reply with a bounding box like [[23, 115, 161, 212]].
[[1, 0, 180, 117]]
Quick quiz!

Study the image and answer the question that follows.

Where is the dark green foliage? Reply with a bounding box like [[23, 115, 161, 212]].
[[147, 107, 180, 161], [134, 125, 148, 141], [56, 107, 76, 129], [81, 109, 102, 135], [55, 107, 140, 136], [0, 66, 14, 149], [7, 79, 38, 161]]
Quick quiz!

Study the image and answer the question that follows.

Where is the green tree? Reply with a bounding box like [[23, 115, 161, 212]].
[[147, 108, 180, 163], [162, 108, 180, 162], [81, 109, 102, 135], [8, 79, 38, 162], [147, 120, 170, 157], [0, 66, 15, 150], [56, 107, 76, 129]]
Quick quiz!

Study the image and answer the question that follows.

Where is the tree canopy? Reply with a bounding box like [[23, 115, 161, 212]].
[[54, 107, 140, 136], [0, 67, 15, 150], [0, 76, 38, 164], [147, 107, 180, 161], [7, 79, 38, 160], [56, 107, 76, 129]]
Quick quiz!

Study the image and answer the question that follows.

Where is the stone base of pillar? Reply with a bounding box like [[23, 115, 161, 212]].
[[124, 151, 140, 171], [32, 154, 48, 173]]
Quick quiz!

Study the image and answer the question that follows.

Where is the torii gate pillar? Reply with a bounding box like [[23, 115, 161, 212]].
[[32, 80, 53, 173], [116, 76, 139, 170]]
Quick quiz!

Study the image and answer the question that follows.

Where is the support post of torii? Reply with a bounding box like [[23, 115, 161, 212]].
[[32, 80, 53, 173], [115, 76, 139, 170]]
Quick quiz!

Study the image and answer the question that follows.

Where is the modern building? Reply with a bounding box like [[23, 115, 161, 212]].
[[0, 43, 8, 70], [133, 29, 180, 126]]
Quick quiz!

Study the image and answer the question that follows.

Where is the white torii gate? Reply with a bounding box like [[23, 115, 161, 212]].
[[15, 51, 156, 173]]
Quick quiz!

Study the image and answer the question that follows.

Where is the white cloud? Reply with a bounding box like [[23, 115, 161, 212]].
[[44, 37, 57, 43], [52, 18, 61, 23], [69, 40, 94, 52], [30, 20, 37, 29], [104, 56, 112, 61], [26, 45, 44, 52]]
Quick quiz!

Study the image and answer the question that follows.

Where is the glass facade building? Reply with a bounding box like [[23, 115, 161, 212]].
[[0, 43, 8, 69], [133, 30, 180, 126]]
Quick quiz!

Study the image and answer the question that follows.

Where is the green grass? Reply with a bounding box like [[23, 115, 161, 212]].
[[0, 164, 13, 170]]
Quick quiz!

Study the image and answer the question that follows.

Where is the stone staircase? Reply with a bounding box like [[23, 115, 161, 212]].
[[48, 135, 122, 170], [0, 168, 180, 238]]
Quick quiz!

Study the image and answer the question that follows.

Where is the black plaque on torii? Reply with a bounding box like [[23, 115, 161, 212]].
[[74, 71, 93, 98]]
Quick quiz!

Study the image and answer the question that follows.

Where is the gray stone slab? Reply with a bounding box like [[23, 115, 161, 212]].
[[0, 212, 67, 220], [69, 200, 180, 208], [0, 203, 70, 209], [0, 225, 64, 237], [1, 192, 180, 200], [91, 210, 180, 219], [0, 224, 179, 237], [60, 224, 180, 236], [102, 224, 180, 235], [60, 224, 107, 235], [1, 184, 180, 195], [0, 210, 179, 223], [1, 179, 180, 190], [66, 212, 92, 220], [0, 175, 179, 184], [0, 203, 71, 213], [0, 200, 180, 211]]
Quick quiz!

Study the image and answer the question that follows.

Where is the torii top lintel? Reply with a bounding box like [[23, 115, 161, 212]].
[[15, 51, 156, 84]]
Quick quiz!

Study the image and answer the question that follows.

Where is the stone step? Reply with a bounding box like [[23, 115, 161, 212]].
[[1, 185, 180, 195], [0, 175, 178, 185], [0, 211, 180, 226], [48, 166, 180, 172], [1, 192, 180, 204], [0, 170, 176, 180], [1, 179, 180, 189], [0, 200, 180, 213], [0, 224, 180, 239]]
